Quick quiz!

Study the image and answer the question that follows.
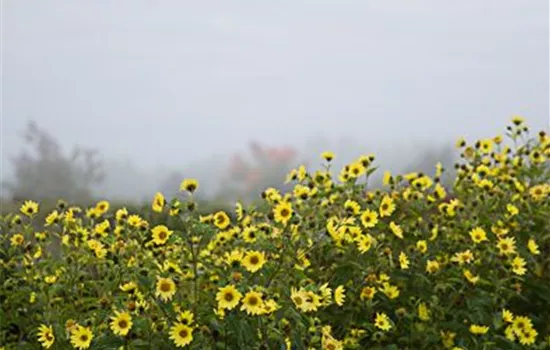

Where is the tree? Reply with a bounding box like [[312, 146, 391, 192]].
[[3, 121, 105, 202]]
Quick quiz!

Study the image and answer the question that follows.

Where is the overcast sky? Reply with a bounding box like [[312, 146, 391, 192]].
[[1, 1, 549, 199]]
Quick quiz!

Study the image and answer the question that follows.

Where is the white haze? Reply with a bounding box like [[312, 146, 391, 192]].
[[1, 1, 549, 202]]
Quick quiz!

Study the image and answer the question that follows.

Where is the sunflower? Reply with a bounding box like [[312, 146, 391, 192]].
[[389, 222, 403, 239], [151, 225, 173, 246], [511, 256, 527, 275], [527, 238, 540, 255], [152, 192, 165, 213], [398, 252, 409, 269], [242, 226, 258, 243], [37, 324, 55, 349], [334, 285, 345, 306], [94, 200, 110, 215], [463, 269, 479, 284], [70, 325, 93, 350], [360, 209, 378, 228], [301, 291, 322, 313], [374, 313, 392, 331], [356, 235, 372, 254], [511, 115, 525, 125], [180, 179, 199, 193], [242, 250, 266, 273], [478, 139, 493, 154], [425, 260, 440, 274], [379, 196, 395, 217], [496, 237, 516, 255], [273, 201, 293, 225], [416, 240, 428, 254], [469, 324, 489, 335], [235, 202, 245, 221], [213, 211, 230, 229], [360, 286, 376, 300], [216, 285, 242, 310], [45, 210, 60, 226], [241, 291, 265, 315], [417, 302, 430, 321], [110, 311, 133, 336], [451, 250, 473, 266], [155, 277, 176, 302], [119, 282, 137, 293], [518, 328, 538, 345], [20, 200, 39, 217], [321, 151, 335, 162], [177, 310, 194, 326], [169, 323, 194, 348], [344, 200, 361, 215], [502, 309, 514, 323], [10, 234, 24, 246], [290, 287, 306, 309], [469, 227, 488, 244]]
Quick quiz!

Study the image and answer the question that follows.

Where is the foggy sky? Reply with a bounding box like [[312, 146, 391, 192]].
[[1, 1, 549, 200]]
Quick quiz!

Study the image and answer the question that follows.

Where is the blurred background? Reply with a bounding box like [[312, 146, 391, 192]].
[[1, 1, 549, 206]]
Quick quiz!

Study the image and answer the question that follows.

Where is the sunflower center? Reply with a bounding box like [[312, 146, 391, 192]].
[[118, 320, 128, 328], [80, 335, 89, 342], [248, 296, 259, 306], [381, 204, 388, 210], [158, 231, 167, 240], [280, 209, 290, 217], [160, 282, 171, 292], [250, 256, 259, 265], [179, 329, 188, 338], [224, 292, 234, 302], [45, 333, 53, 341]]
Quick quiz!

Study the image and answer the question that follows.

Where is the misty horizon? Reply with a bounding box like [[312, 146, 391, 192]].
[[2, 1, 549, 201]]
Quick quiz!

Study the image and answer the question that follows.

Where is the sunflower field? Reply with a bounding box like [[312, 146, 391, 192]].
[[1, 117, 549, 350]]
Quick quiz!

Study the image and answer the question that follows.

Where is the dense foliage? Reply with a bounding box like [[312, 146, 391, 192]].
[[1, 117, 549, 349]]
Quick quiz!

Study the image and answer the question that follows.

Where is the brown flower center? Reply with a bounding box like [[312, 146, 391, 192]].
[[248, 296, 259, 306], [224, 292, 234, 302], [160, 282, 171, 292]]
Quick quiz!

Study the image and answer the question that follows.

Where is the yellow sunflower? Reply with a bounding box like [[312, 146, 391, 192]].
[[155, 277, 176, 302], [94, 200, 110, 215], [360, 209, 378, 228], [321, 151, 335, 162], [37, 324, 55, 349], [240, 291, 265, 315], [379, 196, 395, 217], [152, 192, 165, 213], [151, 225, 173, 246], [496, 237, 516, 255], [469, 227, 488, 244], [110, 310, 133, 336], [10, 234, 24, 246], [399, 252, 409, 269], [213, 211, 231, 230], [334, 285, 346, 306], [374, 312, 392, 331], [273, 201, 293, 225], [241, 250, 267, 273], [469, 324, 489, 335], [70, 325, 93, 350], [169, 323, 194, 348], [216, 284, 242, 310], [180, 178, 199, 193], [20, 200, 39, 217]]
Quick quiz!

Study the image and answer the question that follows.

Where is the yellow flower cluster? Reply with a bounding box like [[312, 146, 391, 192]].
[[1, 117, 549, 349]]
